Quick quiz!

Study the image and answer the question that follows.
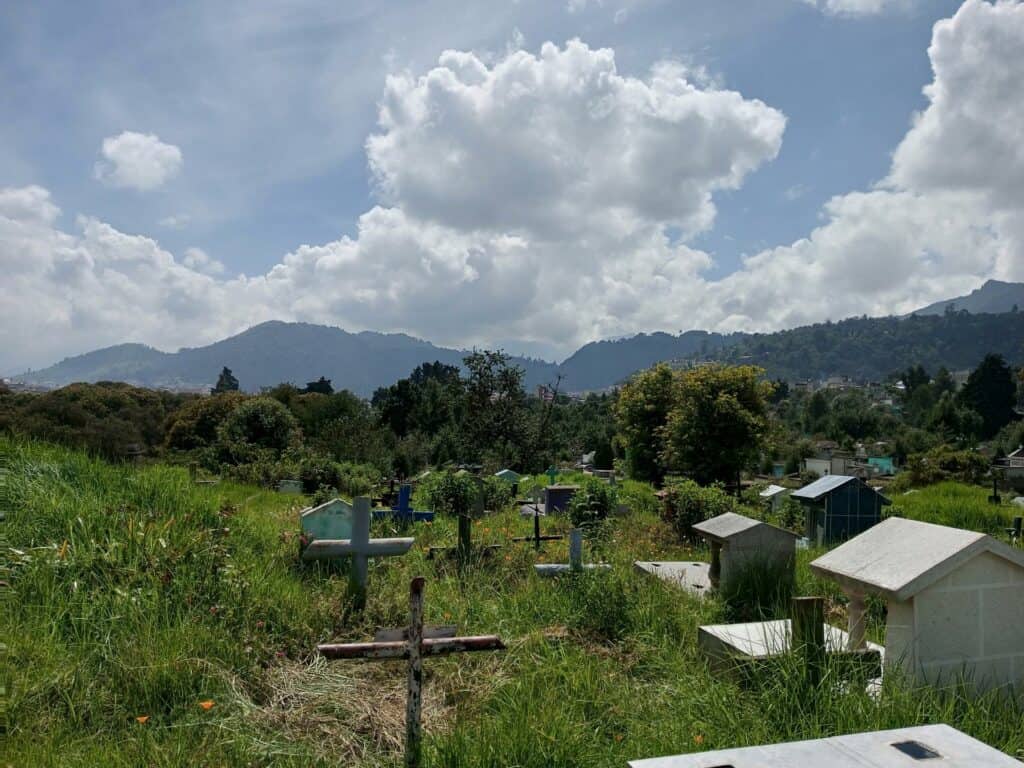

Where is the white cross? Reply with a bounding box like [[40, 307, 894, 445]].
[[302, 496, 414, 607], [534, 528, 610, 576]]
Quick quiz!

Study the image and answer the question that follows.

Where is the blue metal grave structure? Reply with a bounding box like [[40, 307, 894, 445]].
[[372, 484, 435, 524]]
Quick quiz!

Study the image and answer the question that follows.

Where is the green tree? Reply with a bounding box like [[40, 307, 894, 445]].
[[164, 392, 246, 450], [211, 366, 240, 394], [217, 396, 299, 462], [958, 354, 1019, 438], [661, 364, 774, 487], [303, 376, 334, 395], [927, 391, 982, 444], [614, 364, 675, 483], [461, 350, 528, 467]]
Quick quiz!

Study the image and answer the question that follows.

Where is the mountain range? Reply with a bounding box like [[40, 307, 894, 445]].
[[11, 280, 1024, 396]]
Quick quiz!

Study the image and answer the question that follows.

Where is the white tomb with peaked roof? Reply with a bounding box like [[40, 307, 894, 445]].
[[628, 723, 1020, 767], [300, 498, 354, 543], [635, 513, 797, 598], [811, 516, 1024, 692], [692, 512, 798, 592]]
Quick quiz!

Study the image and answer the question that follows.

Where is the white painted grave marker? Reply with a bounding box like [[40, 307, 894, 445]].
[[534, 528, 609, 577], [301, 497, 414, 608]]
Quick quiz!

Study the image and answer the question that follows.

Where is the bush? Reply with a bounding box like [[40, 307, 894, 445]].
[[419, 471, 478, 516], [567, 477, 618, 528], [216, 397, 300, 463], [662, 479, 734, 541], [482, 476, 513, 511], [164, 392, 245, 451], [898, 445, 990, 490]]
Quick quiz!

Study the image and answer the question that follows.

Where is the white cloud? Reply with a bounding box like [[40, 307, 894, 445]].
[[94, 131, 183, 191], [158, 214, 191, 229], [4, 5, 1024, 374], [802, 0, 917, 17], [182, 247, 226, 276]]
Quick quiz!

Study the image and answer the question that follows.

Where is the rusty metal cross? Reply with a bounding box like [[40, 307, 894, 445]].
[[317, 576, 505, 768]]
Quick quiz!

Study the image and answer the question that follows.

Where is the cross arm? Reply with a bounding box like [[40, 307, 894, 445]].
[[318, 635, 505, 659]]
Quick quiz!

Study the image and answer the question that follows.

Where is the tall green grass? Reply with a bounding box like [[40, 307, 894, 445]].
[[3, 437, 1023, 766]]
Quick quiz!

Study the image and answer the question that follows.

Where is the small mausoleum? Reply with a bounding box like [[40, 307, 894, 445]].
[[543, 484, 579, 515], [636, 512, 798, 598], [692, 512, 799, 592], [759, 483, 789, 512], [792, 474, 889, 545], [628, 724, 1020, 767], [300, 498, 354, 543], [493, 468, 521, 484], [811, 517, 1024, 692]]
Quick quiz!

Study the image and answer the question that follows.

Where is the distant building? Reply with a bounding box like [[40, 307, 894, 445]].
[[792, 474, 890, 545]]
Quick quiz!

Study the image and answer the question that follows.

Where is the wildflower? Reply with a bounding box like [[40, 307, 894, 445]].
[[209, 606, 218, 615], [614, 734, 624, 743], [135, 715, 150, 724], [58, 540, 69, 560], [256, 620, 265, 629], [198, 700, 215, 711], [443, 611, 452, 621], [693, 734, 704, 746]]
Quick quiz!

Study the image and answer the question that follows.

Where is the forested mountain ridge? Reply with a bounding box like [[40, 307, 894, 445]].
[[912, 279, 1024, 316], [707, 311, 1024, 381], [12, 309, 1024, 395]]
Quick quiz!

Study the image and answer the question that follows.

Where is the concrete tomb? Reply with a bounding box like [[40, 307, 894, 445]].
[[300, 498, 354, 542], [692, 512, 798, 592], [698, 618, 884, 674], [543, 484, 579, 515], [636, 513, 797, 599], [759, 483, 789, 512], [810, 516, 1024, 692], [634, 561, 712, 596], [628, 723, 1020, 767], [534, 528, 610, 577]]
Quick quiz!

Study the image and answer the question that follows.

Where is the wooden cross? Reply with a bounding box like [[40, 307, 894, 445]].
[[512, 500, 563, 550], [318, 577, 505, 768], [302, 496, 414, 608], [427, 480, 501, 561], [534, 528, 610, 576]]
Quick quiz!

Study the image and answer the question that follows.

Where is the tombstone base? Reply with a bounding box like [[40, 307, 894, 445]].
[[634, 561, 712, 597], [698, 619, 884, 675], [534, 563, 610, 577]]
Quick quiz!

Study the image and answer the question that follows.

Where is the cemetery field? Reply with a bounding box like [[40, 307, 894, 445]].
[[4, 437, 1024, 767]]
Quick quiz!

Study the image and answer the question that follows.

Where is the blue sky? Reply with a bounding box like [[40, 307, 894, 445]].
[[1, 0, 1020, 371]]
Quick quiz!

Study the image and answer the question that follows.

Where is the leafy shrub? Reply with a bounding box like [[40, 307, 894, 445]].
[[419, 471, 478, 516], [662, 478, 734, 541], [216, 397, 300, 463], [164, 392, 245, 450], [897, 445, 990, 490], [567, 477, 618, 528], [482, 476, 513, 511]]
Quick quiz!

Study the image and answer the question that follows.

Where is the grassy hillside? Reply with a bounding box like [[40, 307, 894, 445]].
[[3, 438, 1024, 766]]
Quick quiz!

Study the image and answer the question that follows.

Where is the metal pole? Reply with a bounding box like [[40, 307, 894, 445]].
[[533, 509, 541, 551], [405, 577, 425, 768]]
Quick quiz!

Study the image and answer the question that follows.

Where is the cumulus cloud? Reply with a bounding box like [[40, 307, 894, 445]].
[[182, 247, 226, 276], [802, 0, 917, 16], [3, 6, 1023, 374], [94, 131, 183, 191]]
